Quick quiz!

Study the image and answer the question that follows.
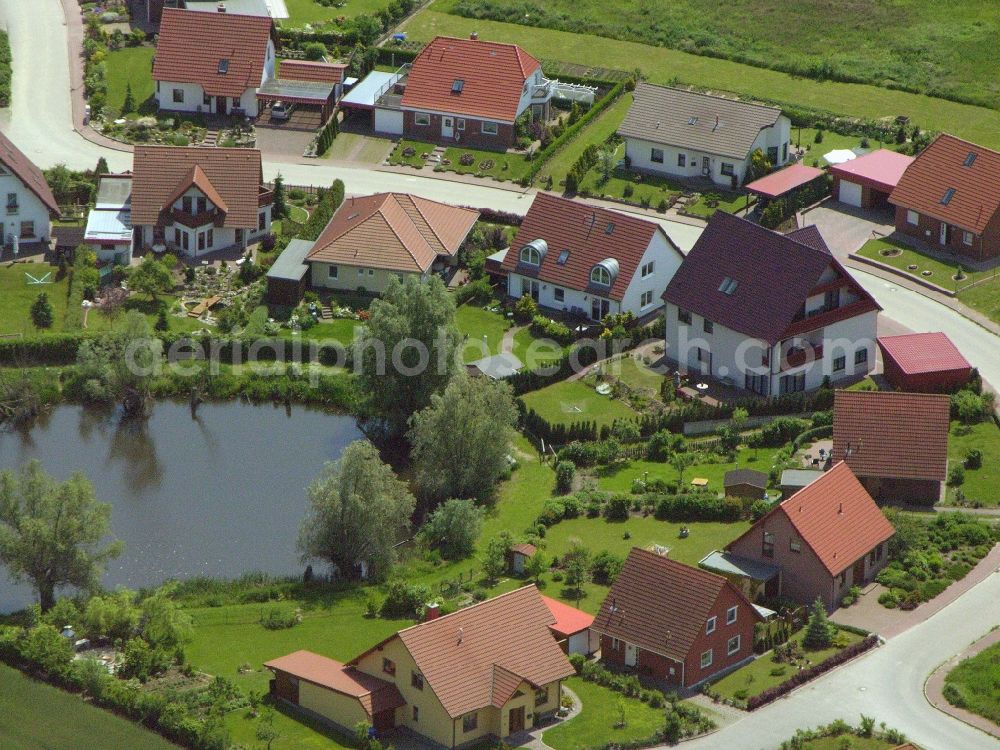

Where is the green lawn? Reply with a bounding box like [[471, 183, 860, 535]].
[[794, 128, 876, 167], [323, 132, 394, 163], [947, 420, 1000, 507], [511, 325, 567, 371], [455, 303, 510, 363], [104, 45, 156, 117], [542, 95, 632, 186], [607, 355, 665, 394], [710, 629, 864, 701], [226, 699, 355, 750], [388, 139, 436, 168], [958, 276, 1000, 326], [520, 378, 638, 428], [281, 0, 391, 26], [287, 204, 309, 223], [943, 640, 1000, 725], [595, 447, 780, 494], [684, 189, 754, 218], [276, 318, 360, 345], [800, 737, 898, 750], [399, 10, 1000, 151], [577, 143, 682, 207], [438, 147, 532, 182], [0, 663, 178, 750], [543, 677, 665, 750]]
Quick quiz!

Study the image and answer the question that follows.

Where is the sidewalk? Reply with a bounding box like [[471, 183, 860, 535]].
[[925, 627, 1000, 739]]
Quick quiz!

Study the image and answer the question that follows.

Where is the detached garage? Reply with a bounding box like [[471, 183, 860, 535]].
[[831, 149, 913, 209], [878, 331, 972, 393]]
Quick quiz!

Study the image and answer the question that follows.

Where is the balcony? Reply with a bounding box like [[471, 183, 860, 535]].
[[783, 299, 879, 338], [258, 188, 273, 207], [171, 207, 220, 229], [781, 344, 823, 372]]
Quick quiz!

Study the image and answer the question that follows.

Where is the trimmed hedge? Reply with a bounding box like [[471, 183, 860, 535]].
[[745, 635, 879, 710]]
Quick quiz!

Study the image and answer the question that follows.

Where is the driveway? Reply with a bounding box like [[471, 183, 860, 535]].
[[800, 200, 895, 257]]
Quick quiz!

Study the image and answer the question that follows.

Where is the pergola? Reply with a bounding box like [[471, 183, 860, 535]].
[[257, 78, 337, 122]]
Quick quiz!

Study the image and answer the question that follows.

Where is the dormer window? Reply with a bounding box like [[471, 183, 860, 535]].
[[519, 238, 547, 265], [590, 258, 618, 286]]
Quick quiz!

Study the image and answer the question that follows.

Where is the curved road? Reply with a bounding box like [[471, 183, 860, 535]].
[[3, 3, 999, 749]]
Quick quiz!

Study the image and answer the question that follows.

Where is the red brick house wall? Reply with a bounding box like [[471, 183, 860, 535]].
[[270, 670, 300, 704], [402, 110, 514, 150], [881, 356, 971, 393], [857, 474, 942, 505], [893, 205, 1000, 261]]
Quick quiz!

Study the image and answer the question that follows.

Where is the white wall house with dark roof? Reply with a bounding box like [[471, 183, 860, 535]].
[[620, 84, 791, 188]]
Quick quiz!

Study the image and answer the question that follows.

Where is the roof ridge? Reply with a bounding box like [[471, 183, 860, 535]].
[[637, 81, 781, 113], [379, 195, 432, 268], [394, 585, 540, 636]]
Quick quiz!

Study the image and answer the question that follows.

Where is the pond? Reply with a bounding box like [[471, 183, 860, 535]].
[[0, 401, 364, 613]]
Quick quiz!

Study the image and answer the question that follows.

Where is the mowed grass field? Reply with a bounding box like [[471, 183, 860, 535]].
[[399, 11, 1000, 150], [0, 664, 179, 750], [104, 46, 156, 117], [437, 0, 1000, 110], [943, 641, 1000, 725]]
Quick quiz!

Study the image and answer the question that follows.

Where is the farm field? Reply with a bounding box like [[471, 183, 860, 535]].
[[398, 11, 1000, 150], [435, 0, 1000, 111]]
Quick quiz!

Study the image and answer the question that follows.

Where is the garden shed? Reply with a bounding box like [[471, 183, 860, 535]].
[[723, 469, 768, 500], [266, 238, 313, 306]]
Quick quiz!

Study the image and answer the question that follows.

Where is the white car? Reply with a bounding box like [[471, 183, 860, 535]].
[[271, 101, 295, 120]]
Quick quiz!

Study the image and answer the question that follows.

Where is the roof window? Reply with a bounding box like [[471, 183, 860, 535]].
[[963, 152, 977, 167], [218, 59, 229, 74], [718, 277, 739, 295], [557, 249, 569, 265], [452, 79, 464, 93], [688, 116, 699, 125], [941, 188, 956, 205], [605, 222, 615, 235]]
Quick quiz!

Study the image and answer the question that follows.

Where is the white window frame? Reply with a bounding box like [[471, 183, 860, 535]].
[[520, 245, 541, 265], [327, 265, 338, 280], [726, 605, 738, 625], [906, 209, 919, 226], [640, 290, 654, 308], [727, 635, 741, 656], [414, 113, 430, 126], [833, 355, 845, 372], [721, 162, 735, 177], [358, 268, 365, 276], [554, 287, 565, 302], [481, 121, 499, 135], [700, 649, 713, 669], [590, 265, 611, 286], [963, 230, 973, 246], [462, 712, 478, 733], [641, 261, 654, 278], [705, 616, 716, 635], [172, 88, 184, 104], [855, 348, 868, 365], [677, 153, 686, 167], [790, 538, 802, 553], [457, 118, 466, 131]]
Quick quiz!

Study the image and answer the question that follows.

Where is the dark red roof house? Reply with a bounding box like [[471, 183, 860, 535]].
[[726, 462, 895, 610], [592, 548, 762, 688], [501, 192, 685, 321], [380, 35, 551, 149], [832, 390, 951, 505], [889, 134, 1000, 260], [830, 149, 914, 209], [663, 212, 881, 395], [877, 332, 972, 393]]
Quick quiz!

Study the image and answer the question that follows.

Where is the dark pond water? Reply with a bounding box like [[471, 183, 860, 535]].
[[0, 401, 363, 612]]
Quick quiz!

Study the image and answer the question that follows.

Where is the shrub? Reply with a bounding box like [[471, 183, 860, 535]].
[[964, 449, 983, 470], [454, 277, 493, 306], [948, 464, 965, 487], [604, 494, 631, 521], [590, 551, 624, 584], [646, 430, 685, 461], [529, 315, 573, 346], [380, 579, 431, 618], [513, 295, 538, 323], [555, 460, 576, 494], [260, 606, 299, 630], [304, 42, 327, 61]]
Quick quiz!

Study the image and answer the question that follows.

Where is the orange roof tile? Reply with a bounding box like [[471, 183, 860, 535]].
[[153, 8, 273, 99], [889, 133, 1000, 234], [131, 145, 265, 229], [401, 36, 539, 122], [263, 650, 405, 716], [733, 462, 895, 576], [592, 548, 761, 663], [0, 129, 59, 216], [306, 193, 478, 274], [350, 586, 574, 718], [877, 332, 971, 375], [511, 543, 537, 557], [833, 390, 951, 482], [541, 595, 594, 637]]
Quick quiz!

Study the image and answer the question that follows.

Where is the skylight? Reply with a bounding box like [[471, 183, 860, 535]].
[[605, 222, 615, 235], [557, 250, 570, 265], [941, 188, 956, 205], [718, 277, 739, 295], [218, 59, 229, 74], [963, 152, 977, 167], [451, 79, 464, 93], [688, 116, 699, 125]]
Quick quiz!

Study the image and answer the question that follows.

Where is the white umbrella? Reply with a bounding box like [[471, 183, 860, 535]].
[[824, 149, 857, 164]]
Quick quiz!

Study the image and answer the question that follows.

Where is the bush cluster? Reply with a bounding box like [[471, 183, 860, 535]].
[[529, 315, 574, 346]]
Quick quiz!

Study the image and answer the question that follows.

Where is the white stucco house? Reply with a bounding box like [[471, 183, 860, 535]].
[[501, 192, 684, 322], [152, 7, 275, 118], [130, 145, 272, 257], [662, 212, 881, 395], [619, 84, 791, 188], [0, 130, 60, 251]]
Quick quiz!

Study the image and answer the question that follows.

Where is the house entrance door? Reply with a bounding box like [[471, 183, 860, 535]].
[[216, 96, 226, 115], [624, 643, 637, 667], [508, 706, 525, 734], [702, 156, 711, 176], [939, 222, 950, 246], [852, 557, 866, 585], [442, 117, 454, 139], [521, 278, 539, 302], [591, 297, 610, 321]]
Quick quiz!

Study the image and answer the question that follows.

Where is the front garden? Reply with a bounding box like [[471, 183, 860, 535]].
[[946, 420, 1000, 507], [387, 139, 437, 168], [943, 640, 1000, 726], [437, 146, 534, 182]]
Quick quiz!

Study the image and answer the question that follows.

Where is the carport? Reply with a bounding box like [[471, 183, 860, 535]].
[[257, 78, 336, 130], [745, 162, 826, 208], [829, 149, 914, 209], [339, 71, 402, 133]]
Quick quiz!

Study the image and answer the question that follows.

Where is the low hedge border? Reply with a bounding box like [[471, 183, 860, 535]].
[[745, 634, 879, 710]]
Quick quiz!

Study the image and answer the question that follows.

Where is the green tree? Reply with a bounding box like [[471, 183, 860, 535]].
[[154, 307, 169, 332], [0, 461, 123, 611], [140, 583, 193, 655], [95, 156, 109, 176], [256, 708, 280, 750], [802, 597, 835, 649], [419, 498, 485, 560], [563, 540, 591, 597], [597, 147, 616, 184], [82, 588, 139, 641], [128, 256, 173, 301], [481, 531, 512, 583], [355, 276, 462, 438], [671, 452, 695, 487], [76, 310, 162, 415], [271, 173, 287, 220], [122, 81, 135, 114], [29, 292, 54, 330], [746, 148, 773, 183], [523, 550, 547, 583], [297, 441, 415, 581], [409, 374, 517, 504]]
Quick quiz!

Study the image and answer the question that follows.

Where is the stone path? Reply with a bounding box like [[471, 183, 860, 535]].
[[925, 627, 1000, 739]]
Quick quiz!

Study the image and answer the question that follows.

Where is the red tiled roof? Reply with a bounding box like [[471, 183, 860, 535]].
[[830, 149, 913, 193], [889, 134, 1000, 234], [306, 193, 478, 274], [278, 59, 346, 84], [541, 595, 594, 637], [501, 192, 679, 301], [0, 129, 59, 216], [153, 8, 273, 98], [745, 162, 824, 198], [263, 651, 406, 716], [511, 543, 537, 557], [833, 390, 951, 482], [131, 145, 265, 229], [732, 463, 894, 576], [663, 212, 879, 344], [592, 548, 761, 663], [401, 36, 540, 122], [350, 586, 574, 718], [877, 332, 971, 376]]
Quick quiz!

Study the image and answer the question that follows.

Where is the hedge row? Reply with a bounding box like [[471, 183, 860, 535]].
[[0, 31, 11, 107], [468, 206, 524, 226], [745, 635, 879, 710]]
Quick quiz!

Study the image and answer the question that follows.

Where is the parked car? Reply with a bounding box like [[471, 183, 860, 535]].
[[271, 101, 295, 120]]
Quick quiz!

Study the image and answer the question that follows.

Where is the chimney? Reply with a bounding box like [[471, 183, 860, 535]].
[[217, 2, 227, 11], [424, 602, 440, 621], [470, 31, 479, 40], [457, 627, 464, 644], [838, 502, 844, 515]]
